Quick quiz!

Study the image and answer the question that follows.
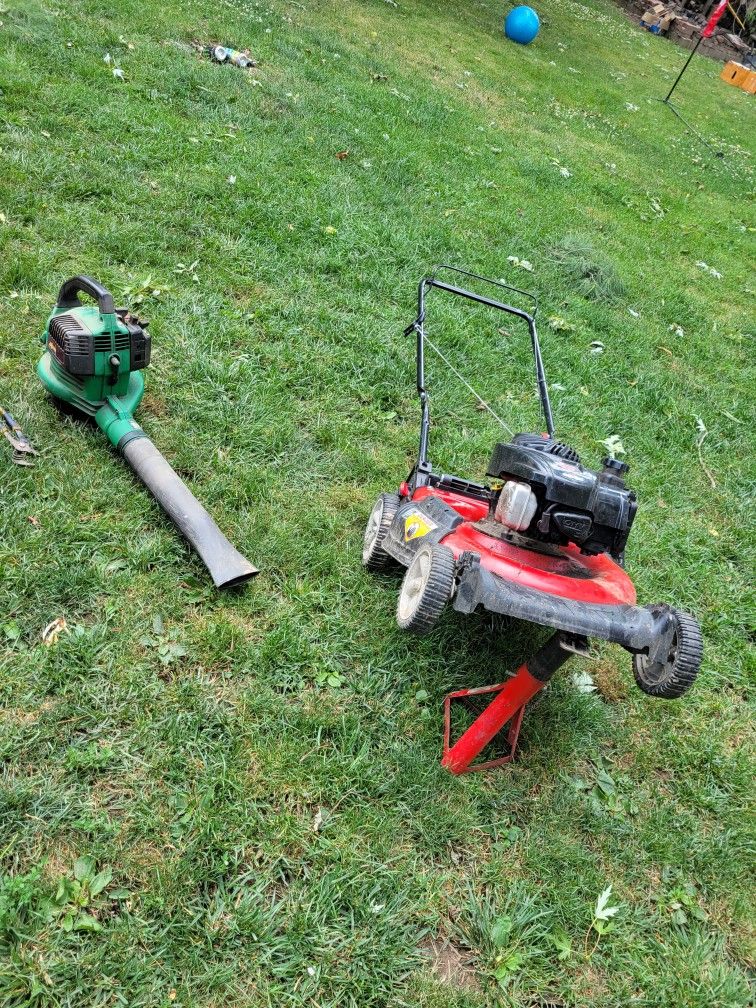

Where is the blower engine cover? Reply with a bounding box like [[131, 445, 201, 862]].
[[41, 296, 151, 421], [487, 433, 637, 559], [46, 306, 150, 379]]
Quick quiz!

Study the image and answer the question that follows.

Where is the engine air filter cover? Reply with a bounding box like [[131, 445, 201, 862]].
[[510, 432, 581, 463]]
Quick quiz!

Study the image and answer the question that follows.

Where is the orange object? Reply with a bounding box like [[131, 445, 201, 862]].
[[720, 61, 750, 87], [741, 70, 756, 95]]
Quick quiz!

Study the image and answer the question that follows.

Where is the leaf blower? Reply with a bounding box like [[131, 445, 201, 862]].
[[36, 275, 258, 588]]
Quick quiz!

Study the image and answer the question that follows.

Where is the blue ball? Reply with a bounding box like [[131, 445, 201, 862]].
[[504, 5, 540, 44]]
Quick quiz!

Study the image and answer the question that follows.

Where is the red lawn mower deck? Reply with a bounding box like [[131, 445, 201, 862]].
[[363, 267, 703, 774]]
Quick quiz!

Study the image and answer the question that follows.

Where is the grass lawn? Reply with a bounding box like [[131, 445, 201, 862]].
[[1, 0, 754, 1004]]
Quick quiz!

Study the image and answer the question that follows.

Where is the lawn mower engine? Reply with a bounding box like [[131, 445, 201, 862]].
[[487, 433, 637, 561]]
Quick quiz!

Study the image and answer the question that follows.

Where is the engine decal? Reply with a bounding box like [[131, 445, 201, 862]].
[[404, 510, 438, 542]]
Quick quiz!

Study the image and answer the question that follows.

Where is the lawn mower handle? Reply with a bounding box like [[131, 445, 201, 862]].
[[406, 270, 555, 469]]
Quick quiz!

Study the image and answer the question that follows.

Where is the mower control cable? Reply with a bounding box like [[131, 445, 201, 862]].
[[409, 268, 556, 439], [421, 332, 514, 436]]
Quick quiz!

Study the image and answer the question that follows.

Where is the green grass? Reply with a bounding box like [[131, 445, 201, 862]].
[[0, 0, 754, 1004]]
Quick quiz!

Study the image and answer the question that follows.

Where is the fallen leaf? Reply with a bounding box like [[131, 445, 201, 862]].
[[312, 808, 329, 831], [42, 617, 67, 646], [334, 149, 349, 160], [695, 261, 722, 279], [507, 255, 534, 272], [547, 315, 575, 332], [594, 885, 620, 921], [572, 670, 597, 693], [27, 515, 40, 526]]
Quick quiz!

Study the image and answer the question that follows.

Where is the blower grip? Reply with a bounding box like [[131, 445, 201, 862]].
[[121, 437, 259, 588], [56, 275, 116, 316]]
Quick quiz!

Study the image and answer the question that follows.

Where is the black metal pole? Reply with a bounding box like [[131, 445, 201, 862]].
[[663, 33, 703, 103]]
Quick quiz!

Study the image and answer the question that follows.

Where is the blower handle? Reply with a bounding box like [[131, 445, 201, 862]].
[[56, 275, 116, 316], [120, 435, 259, 588]]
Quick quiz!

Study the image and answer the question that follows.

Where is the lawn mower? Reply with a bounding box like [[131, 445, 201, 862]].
[[37, 275, 258, 588], [363, 267, 702, 773]]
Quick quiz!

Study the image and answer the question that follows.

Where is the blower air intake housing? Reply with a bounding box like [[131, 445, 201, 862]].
[[487, 433, 637, 560]]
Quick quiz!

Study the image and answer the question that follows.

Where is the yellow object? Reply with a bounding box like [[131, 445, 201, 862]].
[[742, 70, 756, 95], [403, 510, 437, 542], [726, 2, 746, 30], [720, 61, 750, 87]]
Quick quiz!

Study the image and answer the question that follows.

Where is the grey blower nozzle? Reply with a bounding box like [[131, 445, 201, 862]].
[[121, 437, 258, 588]]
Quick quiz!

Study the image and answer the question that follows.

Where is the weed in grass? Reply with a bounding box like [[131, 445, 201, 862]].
[[548, 233, 627, 302]]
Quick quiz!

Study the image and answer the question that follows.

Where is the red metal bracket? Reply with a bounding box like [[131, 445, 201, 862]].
[[443, 682, 528, 773], [441, 632, 576, 775]]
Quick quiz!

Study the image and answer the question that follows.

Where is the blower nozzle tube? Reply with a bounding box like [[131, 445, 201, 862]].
[[120, 435, 258, 588]]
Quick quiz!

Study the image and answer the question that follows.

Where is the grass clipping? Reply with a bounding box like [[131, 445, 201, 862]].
[[549, 233, 626, 302]]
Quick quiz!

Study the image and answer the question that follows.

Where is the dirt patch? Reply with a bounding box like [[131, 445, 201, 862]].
[[418, 935, 481, 991], [139, 390, 169, 417], [591, 661, 630, 703], [1, 698, 57, 725]]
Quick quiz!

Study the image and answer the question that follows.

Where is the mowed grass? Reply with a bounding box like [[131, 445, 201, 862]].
[[0, 0, 754, 1004]]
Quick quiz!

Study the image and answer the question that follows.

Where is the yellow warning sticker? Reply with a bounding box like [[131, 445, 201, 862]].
[[404, 510, 437, 542]]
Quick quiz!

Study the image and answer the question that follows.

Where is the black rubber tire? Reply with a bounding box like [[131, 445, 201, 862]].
[[633, 608, 703, 699], [396, 543, 456, 635], [362, 492, 400, 572]]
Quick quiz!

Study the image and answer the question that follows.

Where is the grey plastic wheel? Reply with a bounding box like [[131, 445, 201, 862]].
[[362, 493, 400, 572], [633, 608, 703, 699], [396, 543, 456, 634]]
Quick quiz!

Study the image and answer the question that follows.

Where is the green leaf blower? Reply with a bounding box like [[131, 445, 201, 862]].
[[36, 276, 258, 588]]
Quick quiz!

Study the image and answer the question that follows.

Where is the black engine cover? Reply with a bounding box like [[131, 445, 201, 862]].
[[487, 435, 637, 559]]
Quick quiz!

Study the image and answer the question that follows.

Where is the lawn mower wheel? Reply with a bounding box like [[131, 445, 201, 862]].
[[633, 607, 703, 699], [363, 492, 400, 572], [396, 543, 456, 634]]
